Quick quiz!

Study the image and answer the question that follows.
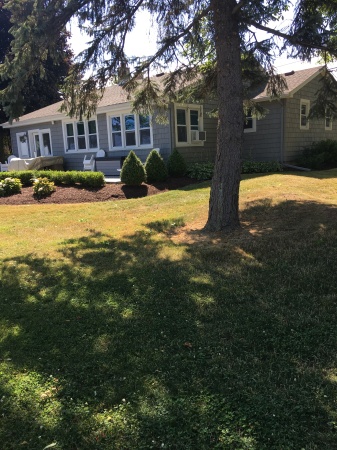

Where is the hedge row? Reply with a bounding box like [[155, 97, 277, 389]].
[[0, 170, 105, 188], [186, 160, 283, 180]]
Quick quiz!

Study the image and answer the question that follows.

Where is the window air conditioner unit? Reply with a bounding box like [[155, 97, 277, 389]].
[[191, 130, 207, 142]]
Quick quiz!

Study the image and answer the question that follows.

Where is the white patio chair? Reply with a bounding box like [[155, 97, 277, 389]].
[[83, 154, 95, 171]]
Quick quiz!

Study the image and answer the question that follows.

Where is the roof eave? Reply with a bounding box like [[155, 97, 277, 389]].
[[254, 93, 291, 102], [2, 114, 65, 128], [2, 100, 133, 128]]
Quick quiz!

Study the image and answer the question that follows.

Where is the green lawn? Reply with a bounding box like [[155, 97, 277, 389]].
[[1, 170, 337, 449]]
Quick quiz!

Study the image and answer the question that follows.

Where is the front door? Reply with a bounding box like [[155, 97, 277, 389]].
[[29, 130, 53, 157]]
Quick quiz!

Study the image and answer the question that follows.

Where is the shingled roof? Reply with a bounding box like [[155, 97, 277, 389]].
[[2, 83, 133, 127], [2, 65, 326, 127], [254, 65, 324, 101]]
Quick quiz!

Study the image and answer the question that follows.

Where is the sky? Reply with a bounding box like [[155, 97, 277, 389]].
[[68, 8, 322, 76], [69, 10, 158, 62]]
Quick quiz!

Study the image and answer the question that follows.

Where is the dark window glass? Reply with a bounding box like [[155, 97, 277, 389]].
[[113, 133, 122, 147], [140, 129, 151, 145], [88, 120, 97, 134], [177, 109, 186, 125], [66, 123, 74, 136], [190, 110, 199, 130], [126, 132, 136, 146], [125, 115, 135, 131], [77, 122, 85, 136], [111, 117, 121, 131], [139, 115, 150, 128], [78, 136, 86, 149]]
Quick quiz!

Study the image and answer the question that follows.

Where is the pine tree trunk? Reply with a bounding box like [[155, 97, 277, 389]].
[[205, 0, 243, 232]]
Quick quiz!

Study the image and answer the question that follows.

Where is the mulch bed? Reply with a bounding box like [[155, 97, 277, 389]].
[[0, 177, 199, 205]]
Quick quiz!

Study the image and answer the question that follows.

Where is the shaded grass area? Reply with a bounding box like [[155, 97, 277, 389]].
[[1, 177, 337, 449]]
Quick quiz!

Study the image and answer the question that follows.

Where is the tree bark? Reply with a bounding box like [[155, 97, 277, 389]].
[[204, 0, 243, 232]]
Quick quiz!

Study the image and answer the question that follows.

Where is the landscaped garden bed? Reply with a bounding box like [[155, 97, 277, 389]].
[[0, 177, 198, 205]]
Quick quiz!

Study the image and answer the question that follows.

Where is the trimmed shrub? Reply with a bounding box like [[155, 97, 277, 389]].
[[0, 171, 34, 186], [0, 177, 22, 197], [144, 150, 168, 183], [297, 139, 337, 169], [120, 151, 146, 185], [70, 171, 106, 188], [167, 149, 187, 177], [0, 170, 105, 188], [241, 160, 283, 174], [187, 162, 214, 180], [186, 160, 282, 178], [33, 177, 55, 199]]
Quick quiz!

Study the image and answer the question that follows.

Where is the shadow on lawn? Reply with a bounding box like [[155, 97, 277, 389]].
[[1, 199, 337, 449]]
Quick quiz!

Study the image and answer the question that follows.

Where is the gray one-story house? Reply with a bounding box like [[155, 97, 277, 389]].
[[2, 66, 336, 174], [242, 65, 337, 162]]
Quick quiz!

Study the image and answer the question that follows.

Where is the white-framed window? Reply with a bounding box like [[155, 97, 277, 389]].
[[300, 99, 310, 130], [325, 109, 332, 131], [108, 112, 153, 149], [244, 109, 256, 133], [63, 118, 99, 152], [174, 104, 204, 146]]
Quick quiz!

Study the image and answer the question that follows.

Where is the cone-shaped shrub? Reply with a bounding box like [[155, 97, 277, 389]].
[[167, 148, 187, 177], [144, 149, 168, 183], [120, 150, 146, 185]]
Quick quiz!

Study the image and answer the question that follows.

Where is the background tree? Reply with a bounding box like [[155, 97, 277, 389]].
[[1, 0, 337, 230], [0, 0, 73, 161]]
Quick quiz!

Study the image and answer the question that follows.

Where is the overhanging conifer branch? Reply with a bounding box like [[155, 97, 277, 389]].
[[245, 18, 336, 54]]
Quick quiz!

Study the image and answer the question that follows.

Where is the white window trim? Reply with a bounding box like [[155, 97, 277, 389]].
[[107, 110, 153, 151], [63, 118, 99, 153], [300, 99, 310, 130], [28, 129, 53, 157], [325, 109, 332, 131], [174, 103, 204, 147]]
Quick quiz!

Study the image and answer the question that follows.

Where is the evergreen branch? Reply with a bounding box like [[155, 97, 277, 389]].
[[245, 18, 336, 54], [124, 4, 212, 84]]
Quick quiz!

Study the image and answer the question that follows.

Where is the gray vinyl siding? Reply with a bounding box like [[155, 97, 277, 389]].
[[283, 76, 337, 162], [242, 101, 283, 161]]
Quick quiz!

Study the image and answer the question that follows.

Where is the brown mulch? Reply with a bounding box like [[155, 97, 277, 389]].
[[0, 177, 199, 205]]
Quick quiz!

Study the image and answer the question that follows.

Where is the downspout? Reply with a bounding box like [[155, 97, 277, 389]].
[[280, 99, 285, 163]]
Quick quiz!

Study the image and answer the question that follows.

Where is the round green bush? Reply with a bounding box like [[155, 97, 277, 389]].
[[33, 177, 55, 198], [0, 177, 22, 197], [167, 148, 187, 177], [120, 151, 146, 186], [144, 150, 168, 183]]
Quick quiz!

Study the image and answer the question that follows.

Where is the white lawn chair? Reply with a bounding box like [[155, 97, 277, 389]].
[[83, 154, 95, 171]]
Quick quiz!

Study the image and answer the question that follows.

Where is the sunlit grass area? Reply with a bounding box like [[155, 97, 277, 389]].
[[1, 170, 337, 449]]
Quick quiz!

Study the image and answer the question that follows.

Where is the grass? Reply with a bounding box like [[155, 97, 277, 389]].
[[1, 169, 337, 449]]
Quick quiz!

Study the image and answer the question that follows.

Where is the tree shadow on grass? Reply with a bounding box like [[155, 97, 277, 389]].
[[1, 199, 337, 449]]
